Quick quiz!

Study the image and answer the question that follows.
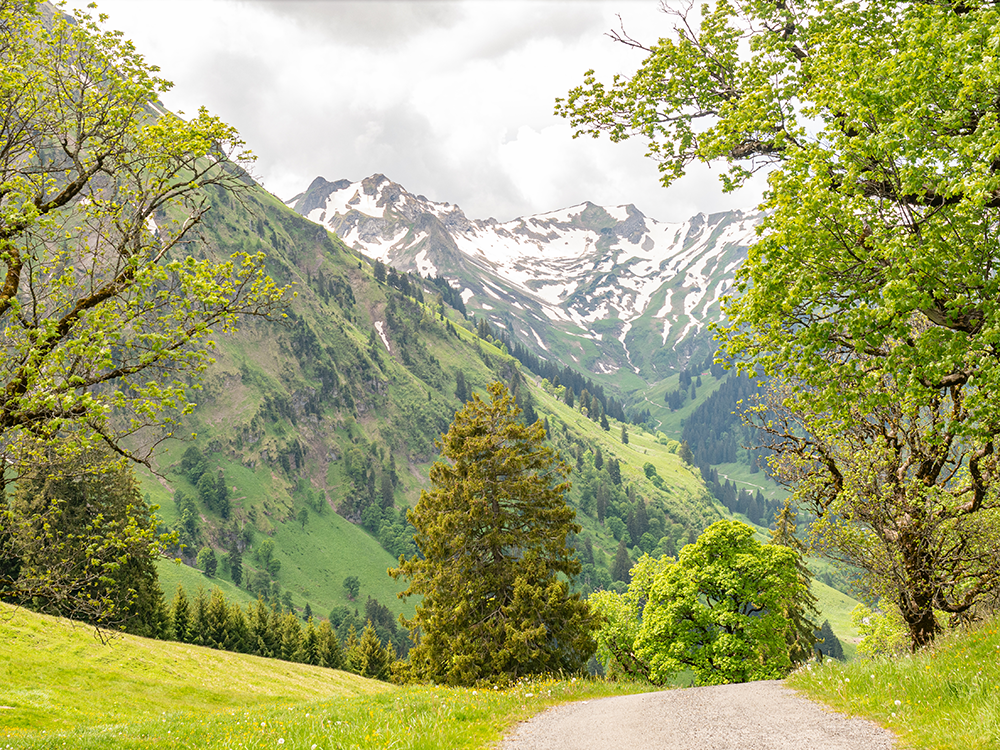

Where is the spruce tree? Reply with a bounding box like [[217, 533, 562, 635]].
[[279, 611, 303, 662], [815, 620, 844, 661], [189, 587, 209, 647], [355, 621, 392, 680], [247, 597, 274, 657], [203, 588, 229, 649], [170, 583, 191, 643], [226, 602, 250, 653], [228, 542, 243, 587], [391, 382, 597, 685], [302, 619, 320, 666], [770, 500, 820, 665], [317, 619, 346, 670], [611, 539, 632, 583]]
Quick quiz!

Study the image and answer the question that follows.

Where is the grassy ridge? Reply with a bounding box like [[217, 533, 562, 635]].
[[0, 604, 650, 750], [789, 617, 1000, 749]]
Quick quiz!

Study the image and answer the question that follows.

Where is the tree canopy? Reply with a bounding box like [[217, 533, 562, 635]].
[[590, 520, 809, 686], [0, 1, 285, 477], [1, 449, 168, 632], [391, 381, 596, 685], [559, 0, 1000, 648]]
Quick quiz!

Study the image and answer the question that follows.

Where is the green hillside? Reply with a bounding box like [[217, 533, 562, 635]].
[[0, 603, 382, 736], [133, 180, 735, 625], [0, 603, 646, 750]]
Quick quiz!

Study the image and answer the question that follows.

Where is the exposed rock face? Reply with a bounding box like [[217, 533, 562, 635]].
[[287, 175, 760, 377]]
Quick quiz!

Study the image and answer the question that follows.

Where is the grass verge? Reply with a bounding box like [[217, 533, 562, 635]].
[[787, 617, 1000, 749]]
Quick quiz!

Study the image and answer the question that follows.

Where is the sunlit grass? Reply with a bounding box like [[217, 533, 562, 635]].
[[788, 616, 1000, 750], [0, 603, 653, 749], [3, 678, 652, 750]]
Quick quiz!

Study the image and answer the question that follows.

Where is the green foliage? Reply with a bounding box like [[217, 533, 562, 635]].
[[592, 520, 808, 686], [770, 500, 820, 665], [392, 382, 597, 685], [850, 603, 910, 660], [2, 450, 169, 634], [814, 620, 844, 662], [343, 575, 360, 601], [561, 0, 1000, 652], [196, 546, 218, 578], [610, 539, 631, 584], [0, 2, 285, 466], [351, 620, 393, 681]]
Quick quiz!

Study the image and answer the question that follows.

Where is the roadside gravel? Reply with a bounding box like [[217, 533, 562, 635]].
[[499, 680, 899, 749]]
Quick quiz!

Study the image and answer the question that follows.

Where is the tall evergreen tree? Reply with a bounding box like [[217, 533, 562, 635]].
[[170, 584, 192, 643], [391, 382, 597, 685], [317, 619, 346, 670], [770, 500, 820, 666], [189, 588, 209, 647], [226, 602, 250, 653], [228, 542, 243, 587], [247, 597, 275, 657], [354, 621, 393, 680], [814, 620, 844, 661], [279, 611, 304, 662], [203, 588, 229, 649], [611, 539, 632, 583]]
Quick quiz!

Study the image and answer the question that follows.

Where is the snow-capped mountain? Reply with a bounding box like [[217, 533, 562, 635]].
[[286, 174, 760, 382]]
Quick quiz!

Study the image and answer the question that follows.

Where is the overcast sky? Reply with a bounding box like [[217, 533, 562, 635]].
[[71, 0, 765, 223]]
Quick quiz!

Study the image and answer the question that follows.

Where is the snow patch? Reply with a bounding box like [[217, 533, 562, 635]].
[[413, 249, 437, 278], [374, 321, 391, 353]]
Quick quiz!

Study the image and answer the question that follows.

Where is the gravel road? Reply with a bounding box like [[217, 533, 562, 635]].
[[499, 680, 900, 749]]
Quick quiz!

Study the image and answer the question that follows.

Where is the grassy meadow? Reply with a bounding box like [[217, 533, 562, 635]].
[[789, 616, 1000, 750], [0, 604, 651, 750]]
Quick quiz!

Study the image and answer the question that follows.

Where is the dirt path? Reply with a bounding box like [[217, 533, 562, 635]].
[[499, 680, 899, 749]]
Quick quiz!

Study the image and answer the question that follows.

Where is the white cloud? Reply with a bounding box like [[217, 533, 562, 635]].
[[69, 0, 764, 222]]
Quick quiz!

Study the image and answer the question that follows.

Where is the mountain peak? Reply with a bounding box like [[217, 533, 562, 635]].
[[288, 174, 760, 376]]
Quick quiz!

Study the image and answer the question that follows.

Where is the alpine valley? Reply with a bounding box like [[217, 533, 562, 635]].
[[143, 168, 804, 644]]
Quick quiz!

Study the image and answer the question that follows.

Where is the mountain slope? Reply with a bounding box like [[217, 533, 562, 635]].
[[287, 174, 760, 383], [138, 178, 722, 625]]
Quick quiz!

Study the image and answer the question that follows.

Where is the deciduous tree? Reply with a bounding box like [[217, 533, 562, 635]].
[[591, 520, 808, 686], [559, 0, 1000, 649], [391, 382, 596, 685], [0, 2, 285, 474]]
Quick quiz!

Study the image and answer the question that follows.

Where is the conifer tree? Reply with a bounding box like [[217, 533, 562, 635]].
[[203, 588, 229, 649], [611, 539, 632, 583], [354, 621, 392, 680], [770, 500, 820, 665], [317, 619, 346, 670], [247, 598, 275, 657], [189, 588, 209, 647], [170, 584, 192, 643], [226, 602, 250, 654], [279, 611, 304, 662], [228, 542, 243, 587], [391, 382, 596, 685], [815, 620, 844, 661], [302, 619, 320, 666]]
